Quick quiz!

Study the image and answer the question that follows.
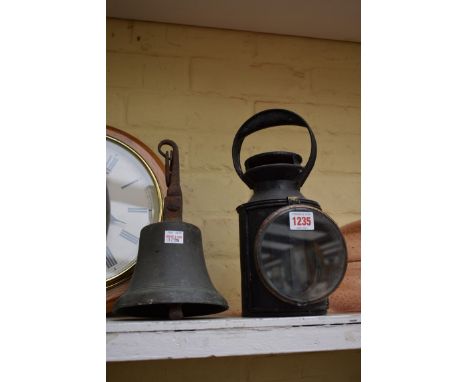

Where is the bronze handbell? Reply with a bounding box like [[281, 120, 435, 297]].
[[112, 140, 228, 319]]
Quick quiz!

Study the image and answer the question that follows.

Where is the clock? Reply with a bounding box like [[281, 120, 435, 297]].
[[106, 126, 166, 313]]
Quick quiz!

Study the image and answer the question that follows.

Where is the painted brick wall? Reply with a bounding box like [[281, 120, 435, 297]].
[[107, 18, 361, 316]]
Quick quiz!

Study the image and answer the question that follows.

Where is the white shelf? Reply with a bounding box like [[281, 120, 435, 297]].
[[106, 313, 361, 362]]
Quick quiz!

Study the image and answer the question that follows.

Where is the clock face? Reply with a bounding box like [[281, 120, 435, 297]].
[[106, 137, 162, 287]]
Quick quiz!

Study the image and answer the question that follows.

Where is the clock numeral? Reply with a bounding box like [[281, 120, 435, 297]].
[[106, 247, 117, 268], [128, 207, 149, 213], [106, 155, 119, 174], [120, 229, 139, 245], [145, 185, 155, 201], [145, 186, 156, 218], [121, 179, 139, 189]]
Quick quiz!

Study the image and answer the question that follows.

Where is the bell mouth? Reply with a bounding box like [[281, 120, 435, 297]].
[[244, 151, 302, 170], [113, 287, 229, 318], [113, 302, 228, 318]]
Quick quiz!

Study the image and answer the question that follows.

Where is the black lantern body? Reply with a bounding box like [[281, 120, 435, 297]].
[[233, 109, 348, 317]]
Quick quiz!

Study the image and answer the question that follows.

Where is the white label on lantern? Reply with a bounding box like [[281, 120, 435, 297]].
[[289, 211, 314, 231], [164, 230, 184, 244]]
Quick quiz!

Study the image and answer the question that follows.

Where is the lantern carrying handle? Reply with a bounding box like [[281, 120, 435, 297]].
[[232, 109, 317, 189]]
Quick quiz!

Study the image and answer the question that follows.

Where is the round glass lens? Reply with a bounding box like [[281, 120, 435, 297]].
[[255, 205, 347, 304]]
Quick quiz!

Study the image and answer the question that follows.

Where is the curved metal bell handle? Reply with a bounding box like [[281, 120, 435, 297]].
[[232, 109, 317, 189], [158, 139, 183, 221]]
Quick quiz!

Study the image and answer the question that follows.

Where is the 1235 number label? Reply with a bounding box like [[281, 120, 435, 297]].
[[289, 211, 314, 231]]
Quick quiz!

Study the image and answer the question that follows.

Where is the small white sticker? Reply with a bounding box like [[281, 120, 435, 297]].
[[164, 230, 184, 244], [289, 211, 314, 231]]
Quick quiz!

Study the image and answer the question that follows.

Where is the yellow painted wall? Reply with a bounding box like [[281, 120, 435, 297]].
[[107, 18, 360, 316]]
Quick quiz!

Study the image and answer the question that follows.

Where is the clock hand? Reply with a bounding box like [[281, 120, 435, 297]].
[[111, 214, 126, 225], [121, 178, 140, 189]]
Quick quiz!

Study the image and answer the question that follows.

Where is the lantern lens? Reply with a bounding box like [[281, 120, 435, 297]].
[[255, 206, 347, 305]]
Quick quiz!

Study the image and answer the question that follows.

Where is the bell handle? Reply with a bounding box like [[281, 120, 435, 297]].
[[158, 139, 183, 221], [232, 109, 317, 189]]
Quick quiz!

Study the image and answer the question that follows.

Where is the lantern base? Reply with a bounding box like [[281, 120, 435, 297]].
[[242, 309, 328, 318], [241, 297, 329, 317]]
